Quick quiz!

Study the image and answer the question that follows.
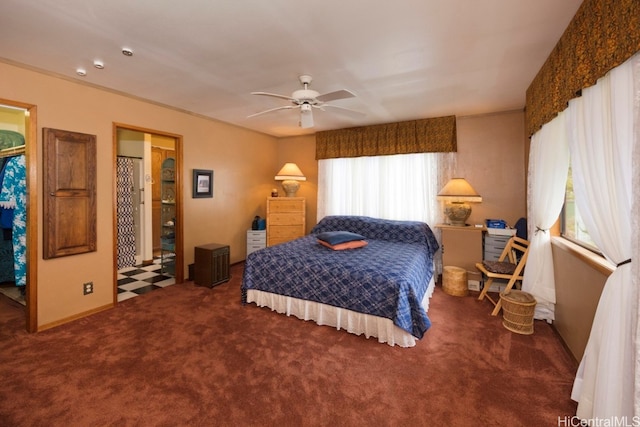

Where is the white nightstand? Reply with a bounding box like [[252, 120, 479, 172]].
[[246, 230, 266, 256]]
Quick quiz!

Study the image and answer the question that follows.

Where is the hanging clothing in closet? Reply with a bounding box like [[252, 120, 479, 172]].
[[0, 158, 15, 283], [0, 154, 26, 287]]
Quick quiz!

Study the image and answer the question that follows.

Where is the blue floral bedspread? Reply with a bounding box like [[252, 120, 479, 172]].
[[241, 216, 440, 339]]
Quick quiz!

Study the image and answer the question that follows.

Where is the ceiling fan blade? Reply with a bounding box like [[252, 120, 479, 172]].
[[251, 91, 296, 101], [247, 105, 296, 118], [322, 104, 365, 118], [316, 89, 355, 102], [299, 109, 314, 128]]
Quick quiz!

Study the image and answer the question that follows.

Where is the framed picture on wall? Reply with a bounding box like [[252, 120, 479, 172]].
[[193, 169, 213, 198]]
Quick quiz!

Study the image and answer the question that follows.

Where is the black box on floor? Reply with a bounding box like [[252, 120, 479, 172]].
[[194, 243, 230, 288]]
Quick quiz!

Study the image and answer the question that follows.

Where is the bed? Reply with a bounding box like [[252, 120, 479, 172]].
[[241, 215, 440, 347]]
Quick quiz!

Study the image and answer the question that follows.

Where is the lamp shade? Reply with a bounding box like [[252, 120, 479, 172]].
[[437, 178, 482, 202], [275, 163, 306, 181]]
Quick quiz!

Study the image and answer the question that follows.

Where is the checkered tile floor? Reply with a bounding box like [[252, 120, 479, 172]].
[[117, 258, 175, 302]]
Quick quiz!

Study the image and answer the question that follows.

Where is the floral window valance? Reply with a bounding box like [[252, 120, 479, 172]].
[[525, 0, 640, 137], [316, 115, 457, 160]]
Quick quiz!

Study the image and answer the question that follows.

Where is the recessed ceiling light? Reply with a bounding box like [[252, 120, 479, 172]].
[[122, 48, 133, 57], [76, 68, 87, 76], [93, 60, 104, 69]]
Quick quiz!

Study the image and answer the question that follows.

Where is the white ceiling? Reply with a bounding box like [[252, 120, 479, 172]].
[[0, 0, 582, 137]]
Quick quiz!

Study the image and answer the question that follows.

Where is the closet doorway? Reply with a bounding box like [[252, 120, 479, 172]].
[[0, 99, 37, 332], [112, 124, 183, 303]]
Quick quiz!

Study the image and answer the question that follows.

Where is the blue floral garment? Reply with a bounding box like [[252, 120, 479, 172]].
[[0, 155, 26, 287], [0, 160, 13, 228]]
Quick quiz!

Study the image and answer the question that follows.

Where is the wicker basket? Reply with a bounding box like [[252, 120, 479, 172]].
[[500, 290, 536, 335], [442, 266, 468, 297]]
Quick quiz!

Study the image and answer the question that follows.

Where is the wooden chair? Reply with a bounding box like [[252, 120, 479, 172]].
[[476, 235, 530, 316]]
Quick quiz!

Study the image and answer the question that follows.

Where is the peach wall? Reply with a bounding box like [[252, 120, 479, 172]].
[[0, 61, 278, 328], [456, 110, 527, 227], [552, 240, 608, 361], [270, 110, 527, 233]]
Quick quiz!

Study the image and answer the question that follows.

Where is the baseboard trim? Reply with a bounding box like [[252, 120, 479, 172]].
[[37, 303, 115, 332]]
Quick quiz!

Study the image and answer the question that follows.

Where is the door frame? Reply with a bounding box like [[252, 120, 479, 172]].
[[112, 123, 184, 301], [0, 98, 38, 332]]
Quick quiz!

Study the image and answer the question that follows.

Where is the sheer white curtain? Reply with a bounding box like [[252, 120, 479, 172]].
[[317, 152, 455, 225], [633, 53, 640, 420], [522, 112, 569, 322], [568, 53, 638, 420]]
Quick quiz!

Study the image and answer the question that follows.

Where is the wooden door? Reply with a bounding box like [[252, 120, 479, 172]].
[[43, 128, 97, 258]]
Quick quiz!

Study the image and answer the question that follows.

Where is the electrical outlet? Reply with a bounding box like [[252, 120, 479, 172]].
[[83, 282, 93, 295]]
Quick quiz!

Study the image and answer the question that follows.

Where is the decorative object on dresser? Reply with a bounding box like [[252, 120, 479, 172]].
[[194, 243, 230, 288], [437, 178, 482, 226], [274, 163, 306, 197], [266, 197, 305, 247]]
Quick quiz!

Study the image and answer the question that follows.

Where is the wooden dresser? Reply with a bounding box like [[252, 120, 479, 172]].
[[266, 197, 305, 246]]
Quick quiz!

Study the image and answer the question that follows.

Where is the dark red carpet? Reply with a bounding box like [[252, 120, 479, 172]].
[[0, 263, 577, 426]]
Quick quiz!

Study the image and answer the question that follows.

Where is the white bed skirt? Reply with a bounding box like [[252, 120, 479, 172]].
[[245, 275, 435, 348]]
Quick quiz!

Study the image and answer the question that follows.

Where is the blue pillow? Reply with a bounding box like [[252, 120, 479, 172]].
[[316, 231, 366, 246]]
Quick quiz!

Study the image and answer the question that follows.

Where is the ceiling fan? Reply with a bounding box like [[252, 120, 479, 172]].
[[248, 75, 363, 128]]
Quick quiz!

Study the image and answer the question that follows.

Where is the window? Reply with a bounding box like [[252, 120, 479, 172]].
[[317, 152, 455, 225], [562, 163, 599, 252]]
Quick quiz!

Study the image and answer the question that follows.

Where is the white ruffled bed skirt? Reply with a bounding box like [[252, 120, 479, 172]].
[[245, 275, 435, 348]]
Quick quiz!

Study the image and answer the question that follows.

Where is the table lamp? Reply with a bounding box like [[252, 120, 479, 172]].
[[437, 178, 482, 226], [275, 163, 306, 197]]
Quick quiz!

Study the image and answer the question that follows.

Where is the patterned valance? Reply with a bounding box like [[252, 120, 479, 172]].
[[525, 0, 640, 137], [316, 115, 457, 160]]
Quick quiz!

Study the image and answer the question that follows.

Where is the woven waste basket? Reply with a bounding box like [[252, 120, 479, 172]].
[[442, 266, 468, 297], [499, 290, 536, 334]]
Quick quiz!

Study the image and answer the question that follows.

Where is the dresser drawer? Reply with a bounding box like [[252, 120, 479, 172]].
[[484, 235, 510, 252], [483, 249, 503, 261], [269, 213, 304, 226], [269, 225, 303, 239], [246, 230, 266, 243], [268, 198, 304, 212]]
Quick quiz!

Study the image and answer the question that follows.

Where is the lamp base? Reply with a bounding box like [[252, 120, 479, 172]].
[[444, 202, 472, 226], [281, 180, 300, 197]]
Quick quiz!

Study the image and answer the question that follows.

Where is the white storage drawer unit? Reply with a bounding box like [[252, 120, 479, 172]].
[[483, 234, 511, 261], [246, 230, 266, 256]]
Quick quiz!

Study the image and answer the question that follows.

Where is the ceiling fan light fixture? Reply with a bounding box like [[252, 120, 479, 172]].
[[300, 108, 314, 128], [248, 74, 362, 128]]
